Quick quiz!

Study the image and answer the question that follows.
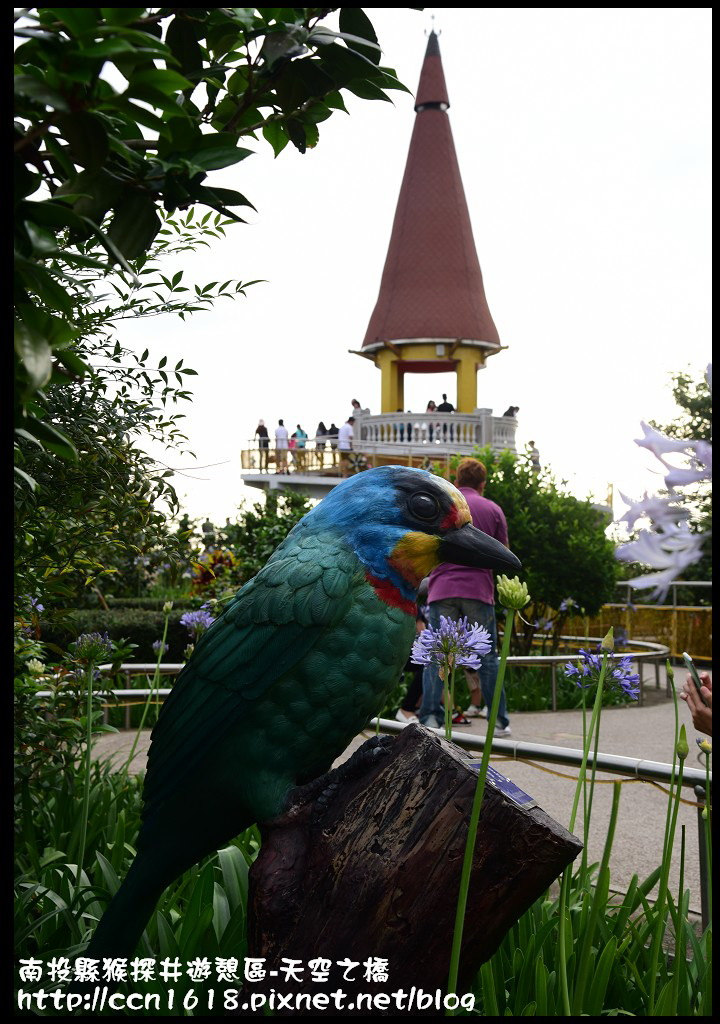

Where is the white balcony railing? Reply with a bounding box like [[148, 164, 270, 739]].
[[353, 410, 517, 455]]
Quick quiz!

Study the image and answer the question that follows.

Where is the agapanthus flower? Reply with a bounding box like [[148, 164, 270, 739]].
[[29, 597, 44, 614], [558, 597, 576, 613], [180, 609, 215, 639], [534, 617, 553, 632], [411, 616, 492, 672], [71, 631, 114, 665], [618, 491, 690, 530], [564, 644, 640, 700], [697, 738, 712, 755], [634, 422, 696, 464], [615, 521, 706, 602], [152, 640, 169, 656], [26, 658, 45, 676], [496, 575, 530, 611]]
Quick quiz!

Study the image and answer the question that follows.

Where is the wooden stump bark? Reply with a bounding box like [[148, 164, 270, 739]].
[[243, 725, 581, 1015]]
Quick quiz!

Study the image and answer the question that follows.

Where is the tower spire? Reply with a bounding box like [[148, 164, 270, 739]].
[[358, 32, 501, 414]]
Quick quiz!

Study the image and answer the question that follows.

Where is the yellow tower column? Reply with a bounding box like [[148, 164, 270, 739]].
[[455, 348, 482, 412], [377, 349, 404, 412]]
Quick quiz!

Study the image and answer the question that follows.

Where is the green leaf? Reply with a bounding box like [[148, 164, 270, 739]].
[[55, 349, 91, 377], [15, 322, 53, 390], [262, 121, 289, 157], [14, 75, 70, 112], [44, 7, 99, 37], [165, 15, 203, 76], [55, 113, 109, 171], [106, 196, 161, 262], [73, 37, 137, 58], [20, 415, 79, 461], [14, 465, 37, 490], [339, 8, 380, 57], [128, 68, 195, 96], [23, 221, 59, 255], [100, 8, 145, 26], [189, 144, 254, 171]]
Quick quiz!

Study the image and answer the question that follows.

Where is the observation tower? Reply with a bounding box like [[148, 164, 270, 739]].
[[242, 31, 517, 497]]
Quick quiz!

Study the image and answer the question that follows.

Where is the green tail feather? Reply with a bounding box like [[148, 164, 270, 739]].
[[85, 853, 168, 961]]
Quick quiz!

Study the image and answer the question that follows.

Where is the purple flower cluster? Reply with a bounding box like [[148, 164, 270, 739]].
[[180, 609, 215, 639], [72, 631, 114, 664], [564, 645, 640, 700], [411, 615, 492, 670], [152, 640, 169, 656]]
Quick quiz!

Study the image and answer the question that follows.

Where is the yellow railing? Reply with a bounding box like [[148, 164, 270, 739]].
[[566, 604, 712, 662], [240, 445, 456, 476]]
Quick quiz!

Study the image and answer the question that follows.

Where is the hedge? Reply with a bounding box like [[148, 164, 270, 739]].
[[105, 597, 196, 611], [39, 609, 194, 663]]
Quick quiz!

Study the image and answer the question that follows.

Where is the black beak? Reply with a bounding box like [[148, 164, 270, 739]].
[[438, 523, 522, 573]]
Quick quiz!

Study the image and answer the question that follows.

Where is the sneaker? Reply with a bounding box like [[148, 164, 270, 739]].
[[465, 704, 487, 718], [423, 715, 444, 730], [494, 725, 512, 737], [395, 709, 419, 725], [452, 712, 471, 726]]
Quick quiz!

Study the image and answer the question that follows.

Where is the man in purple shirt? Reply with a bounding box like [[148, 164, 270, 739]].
[[418, 457, 512, 734]]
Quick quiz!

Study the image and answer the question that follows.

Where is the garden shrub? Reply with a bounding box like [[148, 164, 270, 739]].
[[40, 610, 191, 663]]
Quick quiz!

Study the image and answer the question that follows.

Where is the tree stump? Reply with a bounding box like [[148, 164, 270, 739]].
[[243, 725, 581, 1016]]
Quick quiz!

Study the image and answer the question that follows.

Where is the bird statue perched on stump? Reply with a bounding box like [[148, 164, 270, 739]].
[[87, 466, 521, 958]]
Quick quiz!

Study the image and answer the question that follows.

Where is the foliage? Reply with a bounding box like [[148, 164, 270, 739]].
[[440, 447, 619, 654], [14, 6, 410, 456], [649, 367, 712, 444], [12, 210, 256, 607], [15, 758, 261, 994], [193, 491, 315, 600]]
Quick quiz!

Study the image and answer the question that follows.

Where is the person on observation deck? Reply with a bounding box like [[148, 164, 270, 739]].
[[254, 418, 269, 471]]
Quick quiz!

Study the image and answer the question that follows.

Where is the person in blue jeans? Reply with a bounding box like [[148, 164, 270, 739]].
[[418, 456, 513, 735], [419, 597, 510, 732]]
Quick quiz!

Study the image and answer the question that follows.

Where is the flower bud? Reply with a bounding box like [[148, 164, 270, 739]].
[[163, 601, 174, 614], [26, 658, 45, 676], [702, 807, 708, 821], [676, 724, 689, 761], [697, 738, 712, 755], [497, 575, 530, 610], [600, 627, 614, 652]]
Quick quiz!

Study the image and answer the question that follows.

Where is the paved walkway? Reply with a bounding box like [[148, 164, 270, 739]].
[[93, 668, 711, 916]]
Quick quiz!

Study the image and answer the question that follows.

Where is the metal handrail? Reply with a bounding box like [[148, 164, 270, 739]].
[[370, 718, 709, 789]]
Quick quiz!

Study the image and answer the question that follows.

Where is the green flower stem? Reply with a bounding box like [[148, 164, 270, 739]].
[[647, 744, 686, 1013], [580, 688, 588, 880], [672, 824, 686, 1009], [77, 659, 96, 885], [582, 705, 602, 884], [558, 646, 610, 1017], [446, 662, 457, 741], [661, 662, 680, 867], [703, 751, 712, 917], [445, 609, 514, 1013], [123, 613, 169, 773]]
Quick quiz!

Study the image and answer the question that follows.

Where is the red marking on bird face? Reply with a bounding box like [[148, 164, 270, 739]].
[[440, 505, 460, 531], [365, 572, 417, 617]]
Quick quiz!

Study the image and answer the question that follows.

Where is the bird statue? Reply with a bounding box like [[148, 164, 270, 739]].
[[87, 466, 521, 958]]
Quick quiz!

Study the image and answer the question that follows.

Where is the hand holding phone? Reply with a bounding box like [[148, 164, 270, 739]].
[[683, 652, 709, 706]]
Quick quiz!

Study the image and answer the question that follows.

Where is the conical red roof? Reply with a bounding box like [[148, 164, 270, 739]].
[[362, 32, 500, 350]]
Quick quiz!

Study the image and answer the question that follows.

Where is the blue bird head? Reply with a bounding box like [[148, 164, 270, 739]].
[[293, 466, 521, 607]]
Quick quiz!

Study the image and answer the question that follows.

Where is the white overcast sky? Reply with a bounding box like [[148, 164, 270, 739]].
[[113, 7, 712, 526]]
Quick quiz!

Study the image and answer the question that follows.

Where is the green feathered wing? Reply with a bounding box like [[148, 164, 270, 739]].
[[142, 528, 360, 821]]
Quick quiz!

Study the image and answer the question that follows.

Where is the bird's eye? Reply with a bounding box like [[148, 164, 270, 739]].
[[409, 492, 440, 520]]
